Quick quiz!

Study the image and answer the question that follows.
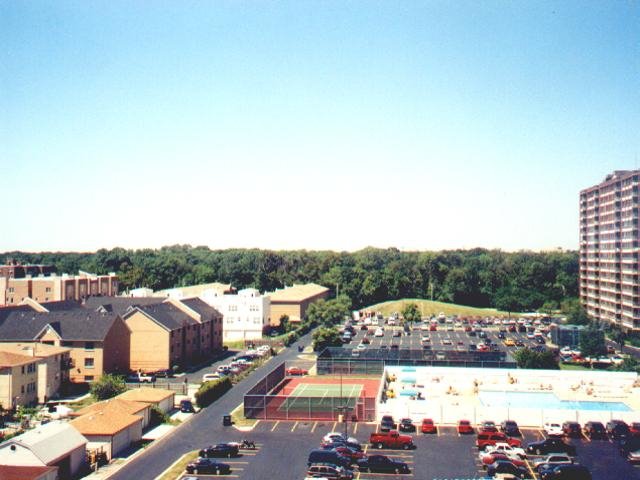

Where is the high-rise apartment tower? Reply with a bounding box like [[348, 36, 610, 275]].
[[580, 170, 640, 331]]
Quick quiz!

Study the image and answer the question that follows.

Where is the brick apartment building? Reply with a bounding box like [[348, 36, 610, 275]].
[[0, 271, 119, 307], [266, 283, 330, 326], [580, 170, 640, 331], [0, 259, 55, 279]]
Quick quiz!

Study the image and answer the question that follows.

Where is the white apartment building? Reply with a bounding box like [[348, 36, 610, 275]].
[[202, 288, 270, 342]]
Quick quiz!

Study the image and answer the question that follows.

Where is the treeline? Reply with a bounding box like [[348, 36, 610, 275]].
[[1, 246, 578, 311]]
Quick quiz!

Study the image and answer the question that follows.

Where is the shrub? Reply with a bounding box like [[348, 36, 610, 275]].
[[149, 405, 170, 426], [90, 374, 127, 400], [194, 376, 232, 409]]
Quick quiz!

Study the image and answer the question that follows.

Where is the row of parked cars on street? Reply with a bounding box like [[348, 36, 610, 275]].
[[203, 345, 272, 382], [305, 431, 414, 479]]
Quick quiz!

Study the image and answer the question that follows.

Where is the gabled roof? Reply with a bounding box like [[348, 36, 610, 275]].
[[3, 421, 87, 465], [0, 309, 122, 341], [128, 302, 198, 331], [180, 297, 222, 319], [83, 296, 164, 316], [70, 404, 142, 436], [0, 351, 36, 368], [118, 387, 175, 403], [73, 397, 149, 417], [0, 465, 58, 480]]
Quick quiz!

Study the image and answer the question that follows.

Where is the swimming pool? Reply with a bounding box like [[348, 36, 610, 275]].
[[479, 391, 631, 412]]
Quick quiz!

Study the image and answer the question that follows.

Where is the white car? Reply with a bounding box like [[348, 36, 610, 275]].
[[442, 338, 452, 345], [374, 329, 384, 337], [533, 454, 573, 471], [543, 422, 564, 437], [484, 442, 526, 459], [322, 432, 358, 444], [202, 373, 221, 382], [356, 343, 366, 350]]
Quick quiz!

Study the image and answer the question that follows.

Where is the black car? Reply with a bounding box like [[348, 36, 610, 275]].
[[199, 443, 239, 458], [618, 436, 640, 457], [583, 421, 607, 439], [398, 418, 415, 432], [536, 336, 546, 344], [497, 332, 506, 339], [539, 464, 591, 480], [468, 330, 477, 337], [357, 454, 410, 474], [186, 458, 231, 475], [562, 421, 581, 438], [179, 399, 195, 413], [606, 420, 630, 440], [380, 416, 396, 432], [501, 420, 521, 437], [153, 369, 175, 378], [515, 340, 525, 347], [526, 438, 577, 456], [486, 460, 531, 479]]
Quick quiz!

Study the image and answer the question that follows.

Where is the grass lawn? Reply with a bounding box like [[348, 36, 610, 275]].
[[365, 298, 517, 318], [230, 402, 257, 427], [68, 395, 97, 411], [155, 450, 199, 480]]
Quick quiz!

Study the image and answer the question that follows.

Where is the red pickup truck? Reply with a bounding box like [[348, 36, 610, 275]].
[[369, 430, 414, 450]]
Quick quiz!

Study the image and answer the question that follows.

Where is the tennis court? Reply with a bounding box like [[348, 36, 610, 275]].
[[280, 383, 362, 412], [244, 363, 380, 421]]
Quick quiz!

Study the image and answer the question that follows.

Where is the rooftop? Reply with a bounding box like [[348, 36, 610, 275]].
[[0, 350, 36, 368], [118, 387, 175, 403], [4, 421, 87, 465], [0, 465, 58, 480], [0, 342, 70, 358], [266, 283, 329, 303], [153, 282, 234, 299], [73, 397, 149, 417], [70, 400, 144, 436]]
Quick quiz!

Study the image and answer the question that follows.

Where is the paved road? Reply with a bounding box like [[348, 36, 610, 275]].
[[109, 332, 315, 480]]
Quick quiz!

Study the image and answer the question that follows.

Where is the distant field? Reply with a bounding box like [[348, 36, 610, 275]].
[[364, 298, 518, 318]]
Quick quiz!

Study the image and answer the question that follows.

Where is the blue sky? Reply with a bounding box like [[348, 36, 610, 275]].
[[1, 1, 638, 252]]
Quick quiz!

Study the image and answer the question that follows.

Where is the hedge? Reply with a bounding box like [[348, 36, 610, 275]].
[[194, 376, 232, 408]]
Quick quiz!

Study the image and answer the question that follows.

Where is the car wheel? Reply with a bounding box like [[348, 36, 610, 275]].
[[215, 468, 220, 475], [536, 448, 542, 455], [403, 443, 410, 450], [377, 443, 384, 449]]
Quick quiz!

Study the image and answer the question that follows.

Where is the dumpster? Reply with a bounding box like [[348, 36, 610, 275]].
[[223, 415, 232, 426]]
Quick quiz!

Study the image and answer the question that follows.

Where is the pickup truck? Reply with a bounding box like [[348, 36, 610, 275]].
[[369, 431, 414, 450], [127, 372, 155, 383]]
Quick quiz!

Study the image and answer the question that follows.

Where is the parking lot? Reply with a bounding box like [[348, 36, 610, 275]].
[[346, 322, 548, 357], [178, 419, 640, 479]]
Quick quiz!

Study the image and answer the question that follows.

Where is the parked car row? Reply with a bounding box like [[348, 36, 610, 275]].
[[473, 419, 598, 479], [203, 346, 271, 382], [305, 431, 413, 479]]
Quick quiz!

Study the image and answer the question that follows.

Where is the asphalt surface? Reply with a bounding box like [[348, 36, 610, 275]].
[[177, 420, 640, 480], [109, 332, 315, 480]]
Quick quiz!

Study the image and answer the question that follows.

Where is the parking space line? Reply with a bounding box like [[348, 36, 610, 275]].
[[354, 423, 359, 434], [310, 421, 318, 433], [291, 421, 299, 432], [332, 421, 337, 431], [271, 420, 280, 432]]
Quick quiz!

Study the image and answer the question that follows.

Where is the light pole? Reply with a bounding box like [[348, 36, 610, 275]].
[[336, 371, 352, 438]]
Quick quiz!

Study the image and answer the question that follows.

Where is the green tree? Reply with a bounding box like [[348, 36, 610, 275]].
[[561, 298, 590, 326], [579, 325, 606, 358], [401, 303, 421, 325], [90, 374, 127, 400], [312, 327, 342, 351], [513, 348, 559, 369]]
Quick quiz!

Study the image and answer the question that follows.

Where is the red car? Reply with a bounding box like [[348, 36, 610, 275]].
[[480, 452, 527, 468], [421, 418, 437, 434], [458, 420, 474, 434], [332, 446, 367, 461], [630, 422, 640, 437], [286, 367, 308, 376], [429, 325, 437, 331]]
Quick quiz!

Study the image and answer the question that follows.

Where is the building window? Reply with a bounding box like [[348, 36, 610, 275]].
[[45, 287, 51, 293], [27, 363, 36, 373], [8, 287, 14, 293], [84, 358, 94, 368], [84, 375, 94, 382], [85, 342, 95, 351], [61, 341, 73, 347], [21, 385, 25, 393]]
